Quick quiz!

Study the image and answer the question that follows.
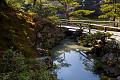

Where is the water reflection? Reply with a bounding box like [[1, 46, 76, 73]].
[[53, 39, 100, 80], [54, 51, 72, 70]]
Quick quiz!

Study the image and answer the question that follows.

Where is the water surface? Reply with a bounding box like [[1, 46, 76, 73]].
[[53, 39, 100, 80]]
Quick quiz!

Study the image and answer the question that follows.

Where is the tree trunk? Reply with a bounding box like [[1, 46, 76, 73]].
[[113, 16, 116, 27], [64, 2, 69, 19], [113, 0, 117, 27]]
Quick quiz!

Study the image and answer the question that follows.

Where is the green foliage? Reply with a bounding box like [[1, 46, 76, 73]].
[[56, 0, 95, 18], [104, 39, 120, 53], [5, 0, 25, 10], [56, 0, 80, 19], [33, 2, 58, 17], [0, 49, 26, 73], [47, 15, 60, 24], [93, 59, 103, 72], [69, 10, 94, 17], [0, 10, 36, 57], [34, 18, 65, 49], [99, 0, 120, 19], [0, 49, 57, 80], [58, 0, 80, 7], [0, 1, 64, 80], [80, 32, 112, 47]]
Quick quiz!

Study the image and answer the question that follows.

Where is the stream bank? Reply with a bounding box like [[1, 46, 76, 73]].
[[78, 31, 120, 80]]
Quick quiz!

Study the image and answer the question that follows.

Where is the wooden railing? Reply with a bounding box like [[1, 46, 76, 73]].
[[60, 19, 119, 25], [59, 19, 120, 32]]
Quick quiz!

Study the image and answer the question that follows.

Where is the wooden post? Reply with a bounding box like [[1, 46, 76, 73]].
[[115, 22, 118, 27], [66, 19, 68, 25], [88, 27, 91, 34], [79, 23, 82, 29], [88, 22, 91, 34], [60, 22, 61, 27], [104, 27, 107, 32]]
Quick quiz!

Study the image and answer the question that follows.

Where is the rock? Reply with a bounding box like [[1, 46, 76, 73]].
[[101, 53, 109, 62], [117, 76, 120, 80], [37, 32, 42, 38], [102, 53, 115, 63], [103, 65, 120, 76]]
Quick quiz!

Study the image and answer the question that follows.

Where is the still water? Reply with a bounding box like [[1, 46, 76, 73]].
[[53, 39, 100, 80]]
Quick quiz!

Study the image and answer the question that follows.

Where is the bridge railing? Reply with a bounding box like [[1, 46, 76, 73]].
[[59, 19, 120, 32], [60, 19, 120, 27]]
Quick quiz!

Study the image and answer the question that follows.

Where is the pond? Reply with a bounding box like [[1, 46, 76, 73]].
[[52, 39, 100, 80]]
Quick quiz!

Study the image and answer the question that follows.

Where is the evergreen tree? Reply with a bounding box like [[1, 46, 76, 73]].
[[56, 0, 94, 19], [57, 0, 80, 19], [99, 0, 120, 26]]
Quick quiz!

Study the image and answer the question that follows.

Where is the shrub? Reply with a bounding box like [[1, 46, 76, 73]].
[[47, 16, 60, 25], [80, 32, 112, 47], [0, 49, 57, 80]]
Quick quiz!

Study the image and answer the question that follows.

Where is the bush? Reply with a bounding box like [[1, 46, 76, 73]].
[[104, 40, 120, 53], [93, 59, 103, 73], [47, 16, 60, 25], [0, 49, 57, 80], [80, 32, 112, 47]]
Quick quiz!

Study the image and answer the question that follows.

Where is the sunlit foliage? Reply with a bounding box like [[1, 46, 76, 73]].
[[99, 0, 120, 20], [69, 10, 94, 17]]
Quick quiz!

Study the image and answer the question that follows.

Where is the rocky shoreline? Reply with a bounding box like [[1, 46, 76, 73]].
[[78, 32, 120, 80]]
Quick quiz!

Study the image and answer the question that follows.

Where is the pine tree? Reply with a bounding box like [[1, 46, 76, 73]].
[[57, 0, 80, 19], [99, 0, 120, 26], [56, 0, 95, 19]]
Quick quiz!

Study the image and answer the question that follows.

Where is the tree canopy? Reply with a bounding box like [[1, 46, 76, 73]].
[[99, 0, 120, 20]]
